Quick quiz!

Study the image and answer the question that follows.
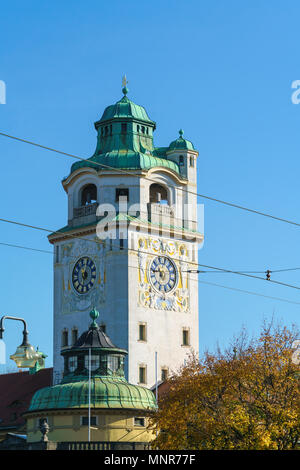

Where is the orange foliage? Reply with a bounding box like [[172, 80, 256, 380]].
[[150, 323, 300, 450]]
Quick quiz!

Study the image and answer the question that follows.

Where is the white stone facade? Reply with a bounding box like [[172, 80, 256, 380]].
[[50, 149, 202, 387]]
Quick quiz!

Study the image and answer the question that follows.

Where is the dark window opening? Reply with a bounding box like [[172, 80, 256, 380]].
[[179, 155, 184, 166], [137, 125, 140, 133], [62, 330, 68, 348], [105, 126, 108, 136], [149, 183, 168, 205], [81, 416, 97, 426], [72, 329, 78, 346], [182, 329, 190, 346], [161, 369, 168, 381], [121, 123, 127, 134], [81, 184, 97, 206], [139, 366, 146, 384], [110, 124, 112, 135], [141, 126, 145, 134], [139, 324, 146, 341], [116, 188, 129, 202], [134, 417, 145, 427]]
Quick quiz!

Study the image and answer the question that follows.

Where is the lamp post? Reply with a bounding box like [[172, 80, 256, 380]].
[[0, 315, 40, 369]]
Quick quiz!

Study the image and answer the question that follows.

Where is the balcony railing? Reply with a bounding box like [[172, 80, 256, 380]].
[[147, 203, 174, 219], [73, 202, 98, 219], [57, 441, 151, 450]]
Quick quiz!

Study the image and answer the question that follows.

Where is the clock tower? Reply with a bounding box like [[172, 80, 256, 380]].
[[49, 85, 203, 386]]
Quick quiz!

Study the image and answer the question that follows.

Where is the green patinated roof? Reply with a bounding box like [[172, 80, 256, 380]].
[[114, 213, 201, 235], [96, 95, 155, 126], [48, 213, 202, 238], [65, 93, 195, 179], [70, 150, 180, 174], [168, 129, 194, 151], [27, 312, 157, 414], [28, 376, 157, 411]]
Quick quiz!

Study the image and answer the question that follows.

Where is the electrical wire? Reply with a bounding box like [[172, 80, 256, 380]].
[[1, 131, 300, 228], [0, 239, 299, 307], [0, 215, 300, 292], [0, 239, 298, 279], [197, 280, 300, 306], [0, 241, 52, 254]]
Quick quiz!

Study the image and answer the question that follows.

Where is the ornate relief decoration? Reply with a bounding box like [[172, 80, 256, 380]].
[[60, 238, 106, 315], [137, 237, 190, 312]]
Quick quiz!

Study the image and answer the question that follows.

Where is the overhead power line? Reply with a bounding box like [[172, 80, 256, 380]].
[[1, 131, 300, 228], [0, 239, 298, 278], [197, 280, 300, 306], [0, 239, 299, 307], [1, 239, 299, 276], [0, 241, 52, 254], [0, 215, 300, 292]]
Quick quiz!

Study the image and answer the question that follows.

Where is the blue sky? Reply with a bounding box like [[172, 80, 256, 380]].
[[1, 0, 300, 372]]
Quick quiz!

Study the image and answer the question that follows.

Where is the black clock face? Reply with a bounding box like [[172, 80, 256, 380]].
[[149, 256, 177, 293], [72, 257, 97, 294]]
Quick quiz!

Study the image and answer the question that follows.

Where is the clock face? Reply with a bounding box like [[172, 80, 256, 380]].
[[149, 256, 177, 294], [72, 257, 97, 294]]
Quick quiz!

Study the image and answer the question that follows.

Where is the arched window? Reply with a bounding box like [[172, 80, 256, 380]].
[[61, 329, 68, 348], [81, 184, 97, 206], [71, 328, 78, 346], [149, 183, 169, 205], [179, 155, 184, 166]]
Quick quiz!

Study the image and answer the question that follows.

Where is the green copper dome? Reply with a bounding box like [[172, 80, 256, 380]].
[[27, 310, 157, 413], [66, 90, 192, 179], [95, 95, 155, 126], [168, 129, 195, 151], [71, 150, 180, 174], [28, 376, 157, 411]]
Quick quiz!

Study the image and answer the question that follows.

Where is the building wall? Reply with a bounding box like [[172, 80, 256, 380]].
[[52, 165, 201, 386], [26, 411, 154, 443]]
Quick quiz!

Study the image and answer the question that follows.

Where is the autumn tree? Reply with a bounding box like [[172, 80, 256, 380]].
[[150, 323, 300, 450]]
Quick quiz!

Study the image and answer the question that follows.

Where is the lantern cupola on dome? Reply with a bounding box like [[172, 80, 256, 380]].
[[27, 309, 157, 412]]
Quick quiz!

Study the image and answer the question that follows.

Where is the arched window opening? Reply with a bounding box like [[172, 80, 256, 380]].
[[81, 184, 97, 206], [179, 155, 184, 166], [149, 183, 169, 205], [71, 328, 78, 346], [62, 330, 68, 348]]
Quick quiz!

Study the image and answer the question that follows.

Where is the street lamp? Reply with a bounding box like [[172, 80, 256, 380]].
[[0, 315, 40, 369]]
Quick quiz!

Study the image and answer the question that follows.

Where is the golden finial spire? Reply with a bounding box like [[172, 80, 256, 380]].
[[122, 75, 129, 95]]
